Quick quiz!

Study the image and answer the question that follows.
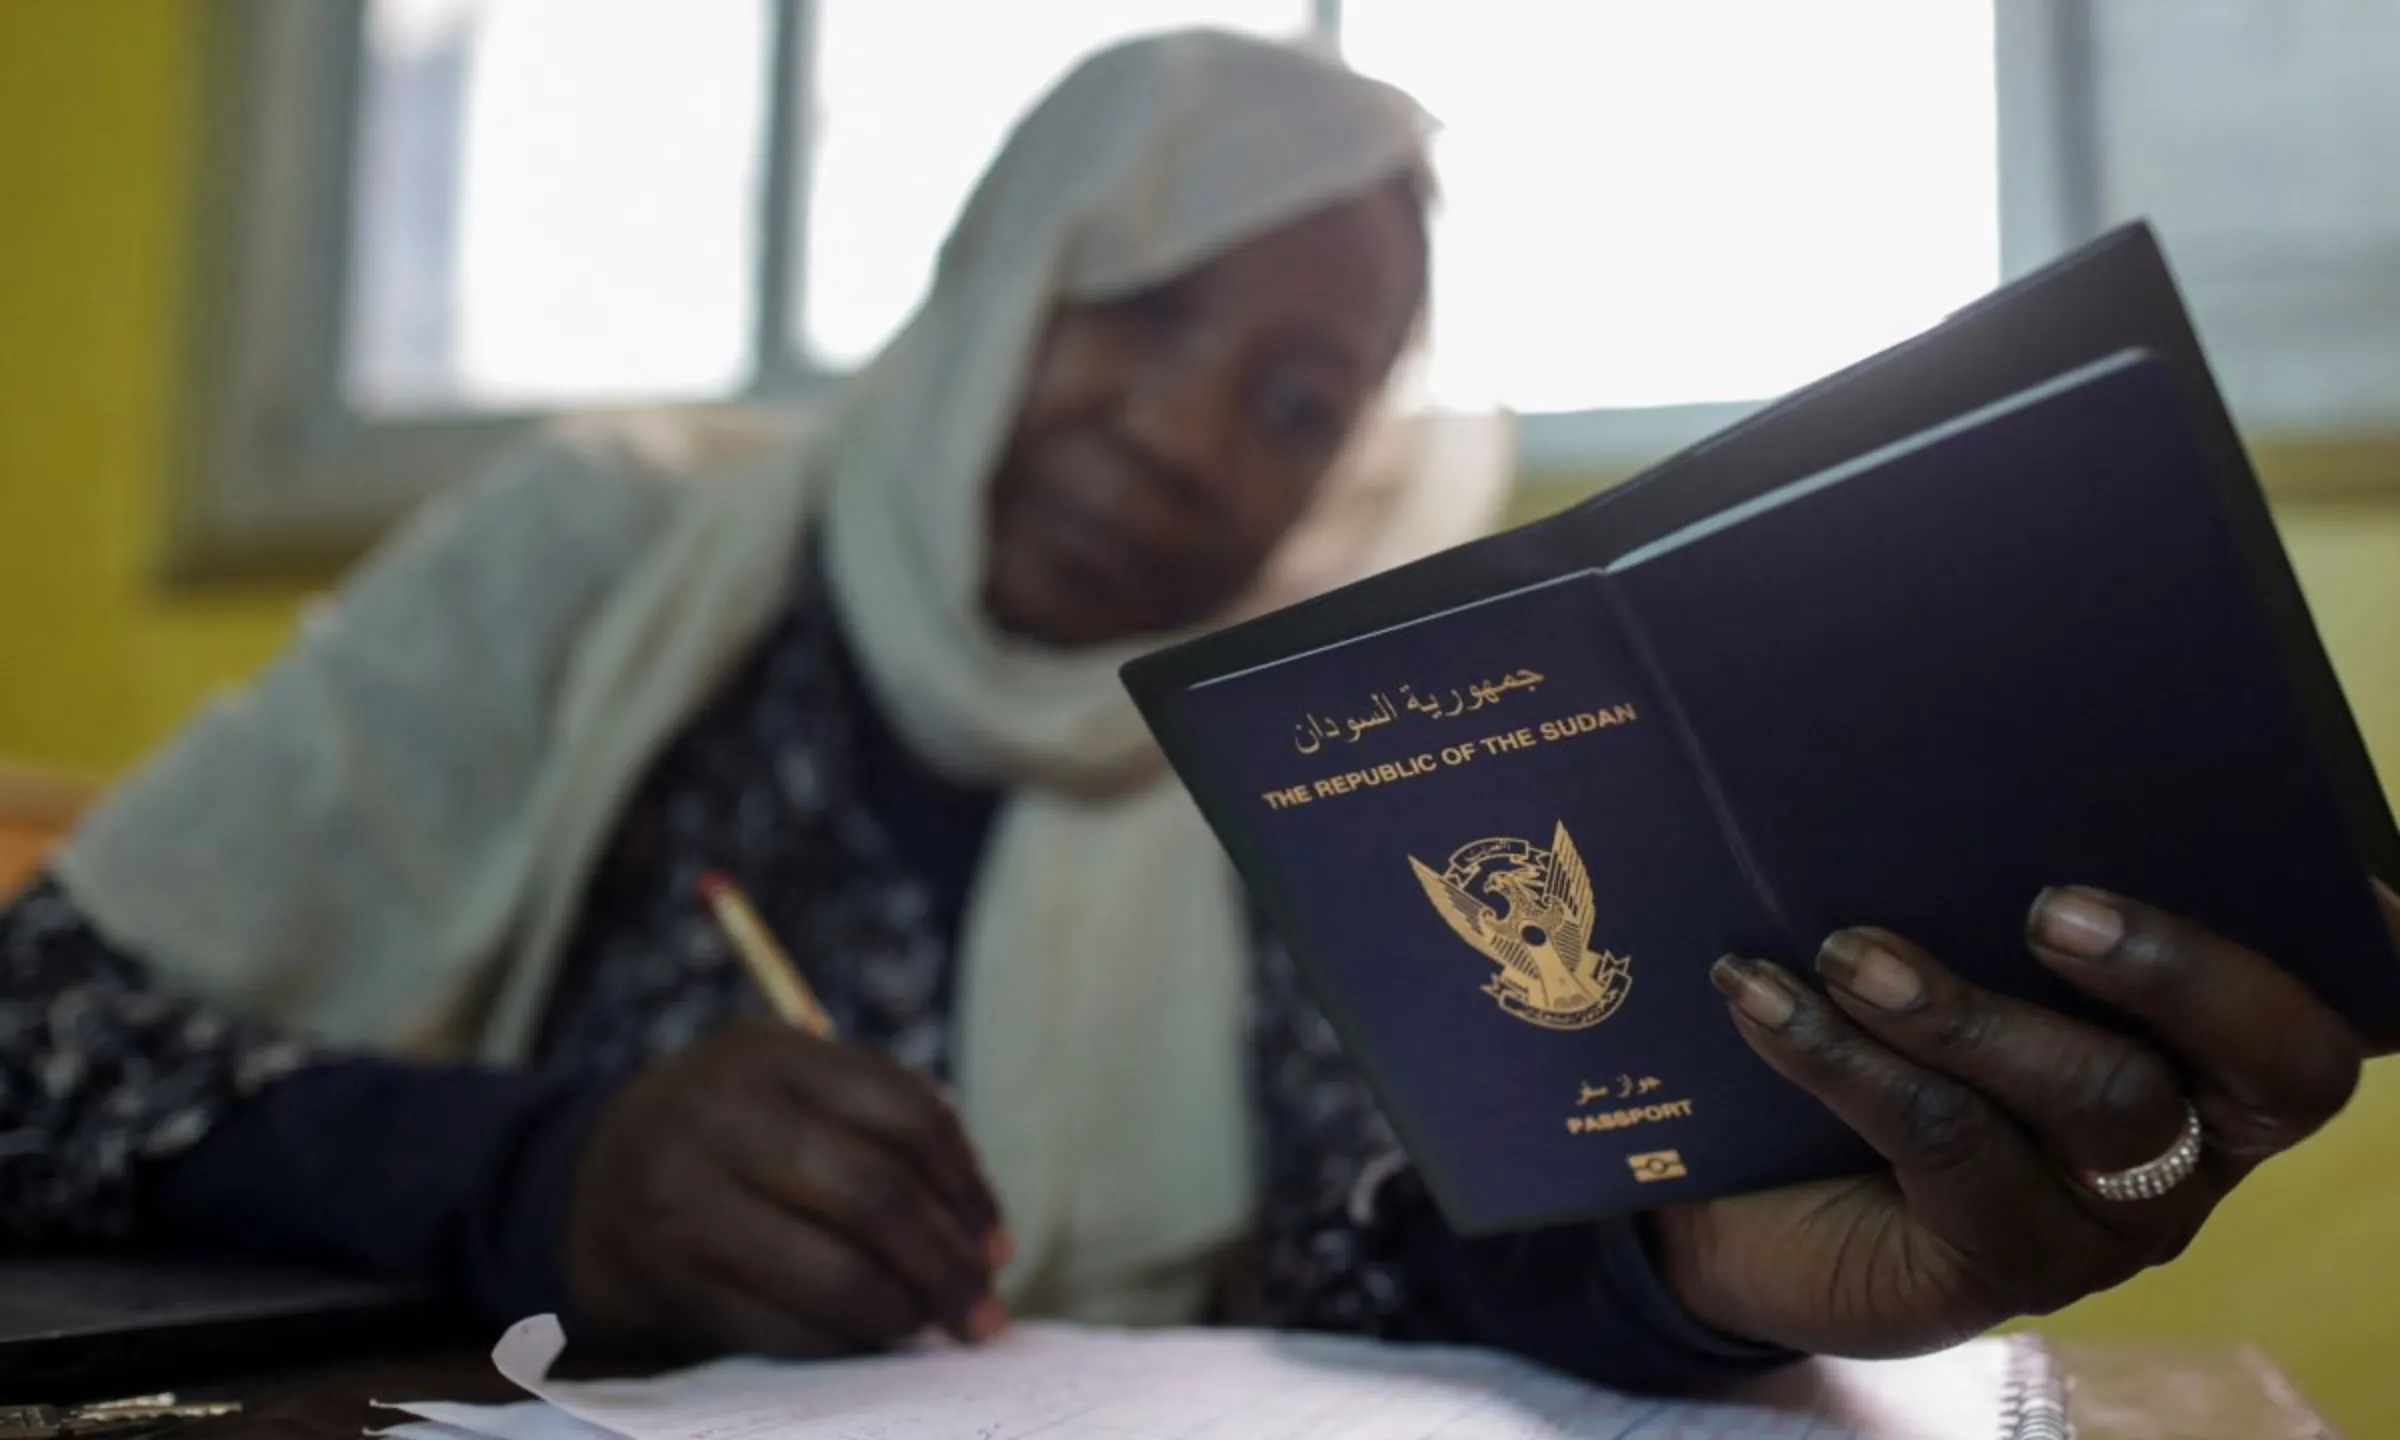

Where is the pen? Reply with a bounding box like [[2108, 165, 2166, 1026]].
[[699, 870, 838, 1040]]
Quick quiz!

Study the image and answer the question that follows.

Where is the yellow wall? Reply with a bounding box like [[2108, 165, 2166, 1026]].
[[7, 0, 2400, 1430], [0, 0, 304, 780]]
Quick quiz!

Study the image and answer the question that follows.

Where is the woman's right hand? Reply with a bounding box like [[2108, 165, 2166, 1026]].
[[563, 1017, 1009, 1359]]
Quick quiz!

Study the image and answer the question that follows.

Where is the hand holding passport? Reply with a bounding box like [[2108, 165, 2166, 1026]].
[[1124, 225, 2400, 1355]]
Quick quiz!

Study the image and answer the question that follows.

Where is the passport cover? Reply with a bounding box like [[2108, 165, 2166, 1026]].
[[1124, 234, 2400, 1234]]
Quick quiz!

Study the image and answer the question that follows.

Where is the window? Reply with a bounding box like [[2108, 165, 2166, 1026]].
[[347, 0, 776, 413], [1349, 1, 1999, 416], [176, 1, 2395, 580], [179, 0, 1319, 578], [1346, 0, 2003, 470], [341, 0, 1317, 412]]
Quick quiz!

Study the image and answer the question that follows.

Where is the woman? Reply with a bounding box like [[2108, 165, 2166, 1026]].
[[2, 30, 2388, 1389]]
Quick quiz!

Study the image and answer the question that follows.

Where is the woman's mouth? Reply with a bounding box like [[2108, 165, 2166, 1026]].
[[1022, 493, 1158, 605]]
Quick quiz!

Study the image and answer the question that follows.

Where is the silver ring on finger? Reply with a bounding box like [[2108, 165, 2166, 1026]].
[[2081, 1101, 2204, 1203]]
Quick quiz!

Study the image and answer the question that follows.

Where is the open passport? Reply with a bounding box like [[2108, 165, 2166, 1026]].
[[1120, 223, 2400, 1235]]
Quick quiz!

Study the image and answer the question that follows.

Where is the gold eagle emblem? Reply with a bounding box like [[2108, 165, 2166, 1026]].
[[1408, 822, 1632, 1030]]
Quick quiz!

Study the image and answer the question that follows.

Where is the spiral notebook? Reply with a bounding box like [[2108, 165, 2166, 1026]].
[[380, 1315, 2074, 1440]]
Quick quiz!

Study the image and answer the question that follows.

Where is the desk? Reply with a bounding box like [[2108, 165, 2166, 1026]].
[[166, 1338, 2330, 1440]]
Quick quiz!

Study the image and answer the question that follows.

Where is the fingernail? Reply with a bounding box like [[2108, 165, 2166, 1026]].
[[1711, 955, 1798, 1030], [985, 1226, 1015, 1270], [966, 1295, 1008, 1343], [1817, 930, 1924, 1012], [2029, 886, 2125, 961]]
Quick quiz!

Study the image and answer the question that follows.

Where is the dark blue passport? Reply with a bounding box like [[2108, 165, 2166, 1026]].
[[1124, 248, 2400, 1233]]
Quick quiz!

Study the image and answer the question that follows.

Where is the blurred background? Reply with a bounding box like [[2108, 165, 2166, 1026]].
[[1, 0, 2395, 1427]]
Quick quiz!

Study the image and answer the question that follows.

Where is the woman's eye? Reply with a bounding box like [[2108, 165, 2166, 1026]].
[[1255, 375, 1347, 450]]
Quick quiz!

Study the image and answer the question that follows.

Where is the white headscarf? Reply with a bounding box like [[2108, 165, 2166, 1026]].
[[813, 29, 1485, 1320]]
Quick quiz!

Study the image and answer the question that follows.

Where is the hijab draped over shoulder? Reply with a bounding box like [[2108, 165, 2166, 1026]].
[[57, 30, 1507, 1322]]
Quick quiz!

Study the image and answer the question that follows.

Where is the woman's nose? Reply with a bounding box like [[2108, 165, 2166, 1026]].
[[1118, 357, 1237, 513]]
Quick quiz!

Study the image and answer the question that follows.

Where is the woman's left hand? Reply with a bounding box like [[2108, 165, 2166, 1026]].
[[1649, 881, 2400, 1358]]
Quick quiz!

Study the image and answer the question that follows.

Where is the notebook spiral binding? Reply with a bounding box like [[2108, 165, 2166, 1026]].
[[1996, 1336, 2074, 1440]]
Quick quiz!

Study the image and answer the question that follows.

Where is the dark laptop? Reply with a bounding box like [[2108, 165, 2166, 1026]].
[[0, 1259, 434, 1402]]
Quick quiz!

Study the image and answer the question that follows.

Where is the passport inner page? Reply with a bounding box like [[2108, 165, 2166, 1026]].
[[1170, 572, 1869, 1232], [1605, 352, 2400, 1047]]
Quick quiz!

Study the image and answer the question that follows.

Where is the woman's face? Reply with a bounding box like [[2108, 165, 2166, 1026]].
[[983, 185, 1427, 647]]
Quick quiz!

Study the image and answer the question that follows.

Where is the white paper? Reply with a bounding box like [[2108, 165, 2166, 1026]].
[[429, 1314, 1855, 1440]]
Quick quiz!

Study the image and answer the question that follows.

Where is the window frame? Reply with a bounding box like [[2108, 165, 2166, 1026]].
[[170, 0, 2098, 583]]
